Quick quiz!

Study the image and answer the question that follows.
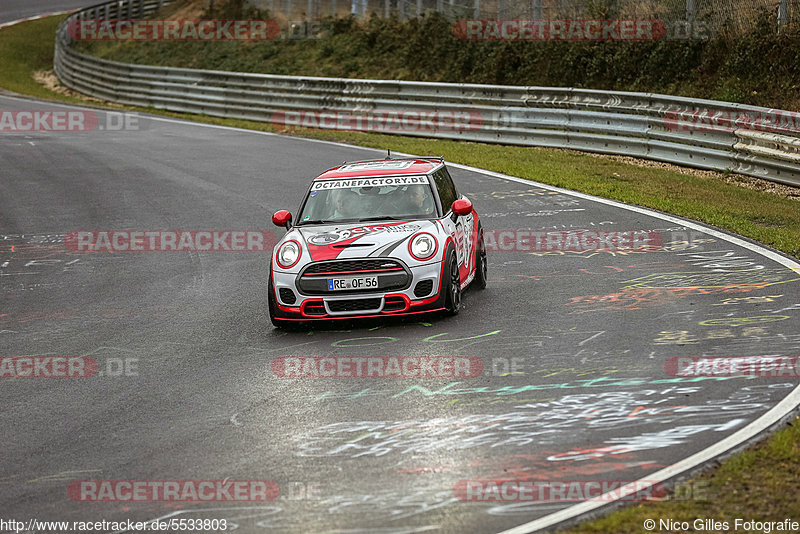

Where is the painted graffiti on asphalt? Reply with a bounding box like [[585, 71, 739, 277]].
[[294, 385, 784, 458]]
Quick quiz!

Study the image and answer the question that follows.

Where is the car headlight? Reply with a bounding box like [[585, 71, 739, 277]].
[[276, 240, 301, 268], [409, 232, 438, 261]]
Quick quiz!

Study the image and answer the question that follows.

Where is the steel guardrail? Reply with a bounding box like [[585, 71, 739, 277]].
[[53, 0, 800, 187]]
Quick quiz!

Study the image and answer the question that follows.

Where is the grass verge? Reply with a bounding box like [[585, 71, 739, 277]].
[[2, 15, 800, 532], [561, 419, 800, 533], [0, 16, 86, 103]]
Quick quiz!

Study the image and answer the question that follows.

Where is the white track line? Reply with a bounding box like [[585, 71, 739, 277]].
[[0, 11, 73, 30], [3, 92, 800, 534]]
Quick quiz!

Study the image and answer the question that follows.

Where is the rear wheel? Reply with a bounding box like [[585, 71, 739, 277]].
[[474, 226, 487, 290], [444, 252, 461, 316]]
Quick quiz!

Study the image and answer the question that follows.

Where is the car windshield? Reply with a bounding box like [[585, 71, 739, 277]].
[[297, 177, 437, 224]]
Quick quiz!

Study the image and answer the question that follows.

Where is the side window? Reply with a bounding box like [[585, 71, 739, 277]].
[[432, 168, 458, 213]]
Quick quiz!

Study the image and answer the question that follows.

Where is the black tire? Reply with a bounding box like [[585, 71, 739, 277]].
[[474, 226, 487, 290], [268, 266, 285, 328], [444, 252, 461, 316]]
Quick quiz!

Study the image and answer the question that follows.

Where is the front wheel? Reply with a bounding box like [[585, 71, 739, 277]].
[[444, 252, 461, 316]]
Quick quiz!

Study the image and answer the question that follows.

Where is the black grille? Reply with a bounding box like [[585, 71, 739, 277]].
[[298, 259, 411, 296], [303, 302, 326, 315], [414, 280, 434, 297], [384, 296, 407, 312], [327, 298, 382, 313], [279, 288, 296, 304], [303, 259, 404, 275]]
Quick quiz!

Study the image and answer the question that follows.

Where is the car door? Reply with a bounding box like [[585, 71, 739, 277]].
[[432, 168, 473, 283]]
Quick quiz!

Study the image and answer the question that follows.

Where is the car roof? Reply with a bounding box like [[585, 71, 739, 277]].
[[315, 158, 442, 180]]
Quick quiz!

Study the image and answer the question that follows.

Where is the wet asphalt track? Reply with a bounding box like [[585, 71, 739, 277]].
[[1, 93, 800, 533]]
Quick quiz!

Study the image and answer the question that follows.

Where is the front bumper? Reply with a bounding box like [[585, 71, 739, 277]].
[[271, 261, 445, 321]]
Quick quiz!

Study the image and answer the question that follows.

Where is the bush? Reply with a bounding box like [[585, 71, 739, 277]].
[[90, 0, 800, 109]]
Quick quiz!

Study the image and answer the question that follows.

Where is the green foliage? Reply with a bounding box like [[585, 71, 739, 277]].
[[86, 2, 800, 108]]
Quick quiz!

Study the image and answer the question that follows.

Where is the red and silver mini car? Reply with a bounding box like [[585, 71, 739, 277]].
[[268, 157, 486, 326]]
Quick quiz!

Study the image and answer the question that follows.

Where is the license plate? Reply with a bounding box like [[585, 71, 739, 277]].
[[327, 277, 379, 291]]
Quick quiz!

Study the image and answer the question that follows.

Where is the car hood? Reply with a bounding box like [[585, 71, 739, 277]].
[[292, 220, 440, 262]]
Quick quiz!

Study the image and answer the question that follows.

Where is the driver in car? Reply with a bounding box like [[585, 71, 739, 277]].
[[406, 185, 434, 216], [334, 189, 361, 219]]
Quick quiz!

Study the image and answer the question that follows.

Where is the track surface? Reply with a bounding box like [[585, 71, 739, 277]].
[[2, 94, 800, 533], [0, 1, 95, 25]]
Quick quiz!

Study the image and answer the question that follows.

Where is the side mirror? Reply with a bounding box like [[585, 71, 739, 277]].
[[452, 199, 473, 218], [272, 210, 292, 229]]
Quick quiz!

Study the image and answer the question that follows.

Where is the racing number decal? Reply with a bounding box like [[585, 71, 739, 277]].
[[463, 212, 473, 272], [454, 219, 464, 267], [454, 214, 473, 273]]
